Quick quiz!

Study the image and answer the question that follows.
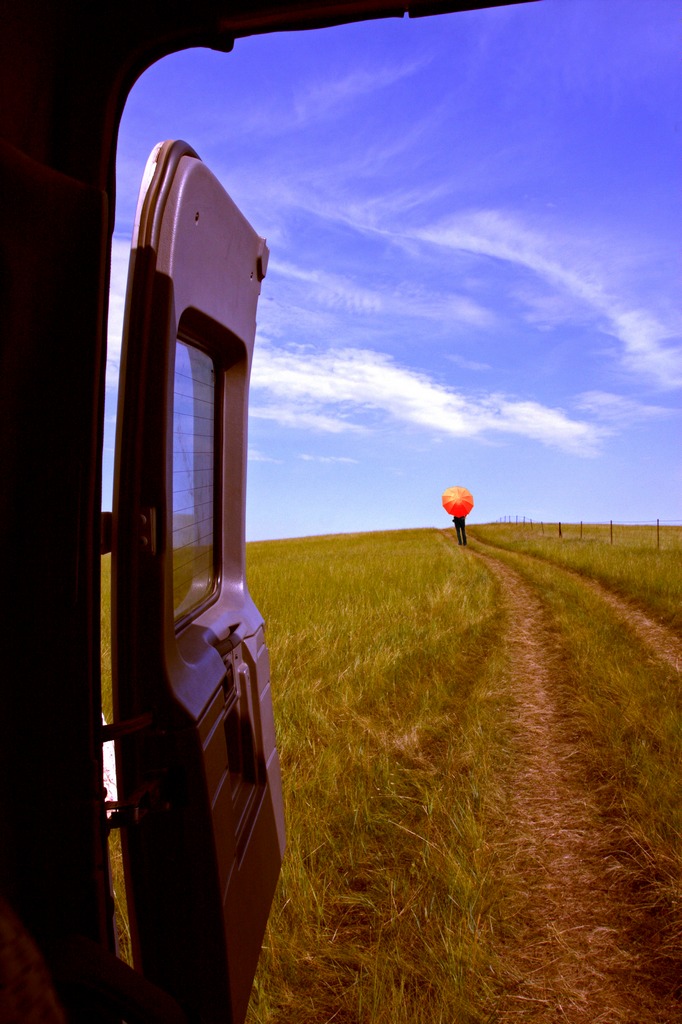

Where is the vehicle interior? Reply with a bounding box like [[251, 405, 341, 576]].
[[0, 2, 532, 1021]]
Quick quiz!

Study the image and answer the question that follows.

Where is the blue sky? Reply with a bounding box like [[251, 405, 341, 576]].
[[104, 0, 681, 540]]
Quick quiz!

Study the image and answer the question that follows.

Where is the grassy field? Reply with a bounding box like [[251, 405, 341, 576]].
[[244, 526, 681, 1022], [469, 522, 682, 630], [469, 528, 682, 1001], [101, 525, 681, 1019], [244, 529, 512, 1022], [489, 521, 682, 551]]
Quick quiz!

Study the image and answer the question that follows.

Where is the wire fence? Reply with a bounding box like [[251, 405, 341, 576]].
[[493, 517, 682, 551]]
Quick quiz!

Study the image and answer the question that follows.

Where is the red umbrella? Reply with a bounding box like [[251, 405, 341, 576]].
[[442, 486, 474, 518]]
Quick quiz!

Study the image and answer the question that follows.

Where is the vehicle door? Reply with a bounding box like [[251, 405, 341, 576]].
[[111, 139, 285, 1024]]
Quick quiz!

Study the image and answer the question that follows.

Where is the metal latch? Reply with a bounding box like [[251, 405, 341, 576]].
[[106, 775, 169, 830]]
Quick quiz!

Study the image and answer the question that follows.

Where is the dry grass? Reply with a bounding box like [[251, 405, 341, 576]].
[[246, 530, 513, 1023], [100, 525, 682, 1020], [468, 535, 682, 1020], [470, 522, 682, 631], [246, 527, 682, 1023]]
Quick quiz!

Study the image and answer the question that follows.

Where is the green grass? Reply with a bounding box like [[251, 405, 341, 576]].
[[101, 525, 682, 1017], [469, 534, 682, 852], [470, 522, 682, 631], [466, 536, 682, 995], [245, 526, 682, 1020], [245, 529, 515, 1023], [485, 521, 682, 550]]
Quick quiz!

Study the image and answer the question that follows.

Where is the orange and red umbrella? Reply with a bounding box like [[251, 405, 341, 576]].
[[442, 486, 474, 518]]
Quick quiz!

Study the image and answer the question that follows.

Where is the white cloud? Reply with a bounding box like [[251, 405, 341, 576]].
[[414, 210, 682, 389], [274, 261, 383, 314], [446, 353, 492, 372], [272, 259, 493, 327], [254, 185, 681, 391], [299, 454, 359, 464], [575, 391, 675, 426], [291, 59, 429, 127], [234, 57, 430, 139], [248, 448, 282, 463], [251, 343, 604, 455], [250, 401, 365, 435]]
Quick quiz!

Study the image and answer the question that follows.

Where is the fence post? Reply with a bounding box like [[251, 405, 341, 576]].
[[559, 521, 562, 538], [657, 518, 660, 550], [580, 521, 583, 539], [610, 520, 613, 545], [541, 521, 544, 534]]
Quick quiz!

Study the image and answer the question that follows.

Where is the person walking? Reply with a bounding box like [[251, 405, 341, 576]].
[[452, 514, 467, 546]]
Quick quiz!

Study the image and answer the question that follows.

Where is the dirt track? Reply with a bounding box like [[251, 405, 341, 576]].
[[455, 540, 681, 1023]]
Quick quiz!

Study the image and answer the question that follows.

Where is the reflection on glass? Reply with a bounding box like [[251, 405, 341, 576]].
[[172, 341, 215, 619]]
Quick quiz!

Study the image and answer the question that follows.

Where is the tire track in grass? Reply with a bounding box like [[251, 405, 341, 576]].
[[457, 543, 671, 1023], [564, 573, 682, 675], [472, 533, 682, 674]]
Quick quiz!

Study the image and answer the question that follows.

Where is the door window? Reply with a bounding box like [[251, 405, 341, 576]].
[[172, 341, 216, 620]]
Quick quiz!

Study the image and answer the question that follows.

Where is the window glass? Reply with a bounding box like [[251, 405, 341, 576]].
[[172, 341, 216, 619]]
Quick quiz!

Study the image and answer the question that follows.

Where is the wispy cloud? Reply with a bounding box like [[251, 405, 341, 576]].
[[261, 181, 681, 391], [232, 58, 430, 139], [248, 447, 282, 463], [274, 262, 383, 314], [575, 391, 675, 426], [272, 260, 493, 327], [250, 401, 365, 435], [446, 353, 492, 372], [414, 210, 682, 389], [250, 175, 681, 393], [292, 59, 429, 127], [299, 454, 359, 464], [251, 343, 604, 455]]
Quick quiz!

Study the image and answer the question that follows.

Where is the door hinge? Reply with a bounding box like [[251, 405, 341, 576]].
[[138, 507, 157, 554]]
